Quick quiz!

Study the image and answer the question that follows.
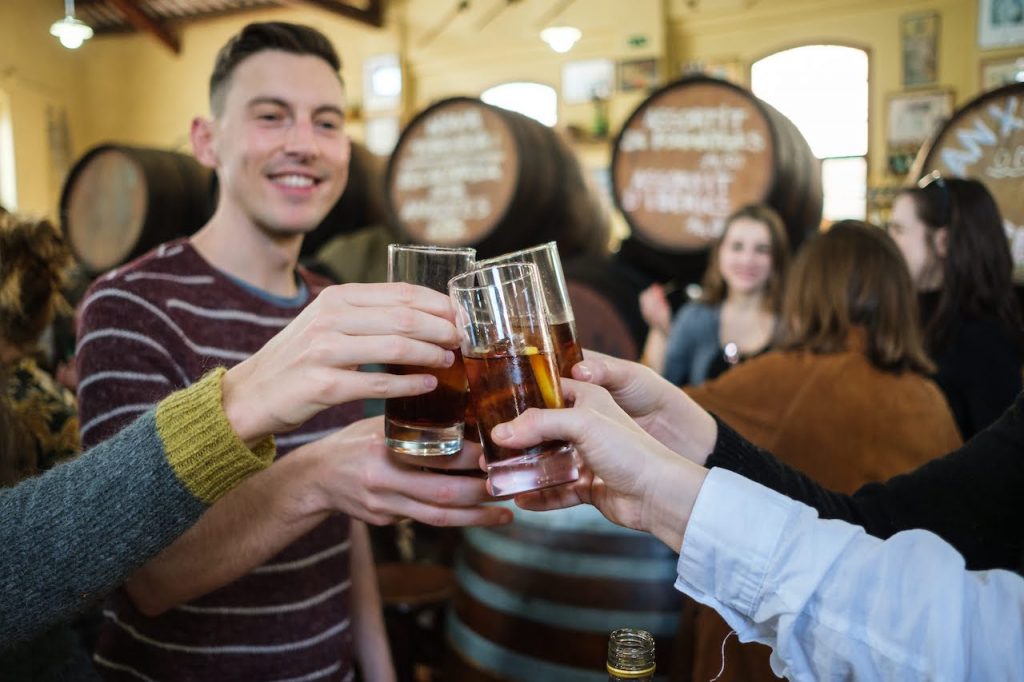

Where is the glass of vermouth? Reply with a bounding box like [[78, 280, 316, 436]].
[[384, 244, 476, 456], [448, 262, 579, 496], [476, 241, 584, 378]]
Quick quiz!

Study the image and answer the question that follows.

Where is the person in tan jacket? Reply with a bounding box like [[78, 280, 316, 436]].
[[685, 220, 962, 682]]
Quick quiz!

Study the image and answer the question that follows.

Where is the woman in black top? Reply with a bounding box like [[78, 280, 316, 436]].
[[888, 176, 1024, 438], [571, 351, 1024, 574]]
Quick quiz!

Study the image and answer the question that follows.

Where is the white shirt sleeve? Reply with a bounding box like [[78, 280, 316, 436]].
[[674, 468, 1024, 682]]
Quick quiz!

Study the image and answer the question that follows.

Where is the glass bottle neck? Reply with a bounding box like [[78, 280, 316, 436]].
[[607, 628, 656, 680]]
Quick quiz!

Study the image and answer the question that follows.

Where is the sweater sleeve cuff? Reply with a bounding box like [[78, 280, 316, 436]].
[[705, 413, 751, 471], [155, 368, 275, 504]]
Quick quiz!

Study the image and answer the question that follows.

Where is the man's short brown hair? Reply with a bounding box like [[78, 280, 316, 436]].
[[209, 21, 342, 114]]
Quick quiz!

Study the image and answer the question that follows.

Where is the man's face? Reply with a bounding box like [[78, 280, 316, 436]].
[[203, 50, 350, 238]]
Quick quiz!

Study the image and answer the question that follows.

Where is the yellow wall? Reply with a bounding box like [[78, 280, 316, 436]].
[[0, 0, 88, 216], [74, 6, 399, 150], [0, 2, 398, 218], [2, 0, 1019, 220]]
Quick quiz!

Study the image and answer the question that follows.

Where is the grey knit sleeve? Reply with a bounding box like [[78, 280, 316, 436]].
[[0, 409, 205, 647]]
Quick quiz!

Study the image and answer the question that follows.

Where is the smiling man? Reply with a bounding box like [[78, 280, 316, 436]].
[[75, 22, 506, 682]]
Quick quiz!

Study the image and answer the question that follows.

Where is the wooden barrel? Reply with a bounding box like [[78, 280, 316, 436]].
[[447, 504, 685, 681], [385, 97, 609, 260], [611, 75, 821, 283], [60, 145, 213, 275], [911, 81, 1024, 282]]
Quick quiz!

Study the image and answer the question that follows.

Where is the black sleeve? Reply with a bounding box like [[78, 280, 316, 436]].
[[933, 320, 1023, 440], [706, 392, 1024, 572]]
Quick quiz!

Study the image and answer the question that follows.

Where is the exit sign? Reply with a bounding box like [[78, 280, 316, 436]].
[[628, 34, 649, 48]]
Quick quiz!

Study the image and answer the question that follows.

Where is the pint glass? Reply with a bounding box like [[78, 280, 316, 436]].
[[384, 244, 475, 456], [449, 262, 579, 496]]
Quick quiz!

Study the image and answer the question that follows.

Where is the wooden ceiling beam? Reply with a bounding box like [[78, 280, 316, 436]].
[[290, 0, 385, 28], [534, 0, 576, 29], [105, 0, 181, 54]]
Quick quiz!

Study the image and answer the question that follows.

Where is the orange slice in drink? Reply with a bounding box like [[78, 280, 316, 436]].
[[523, 346, 563, 408]]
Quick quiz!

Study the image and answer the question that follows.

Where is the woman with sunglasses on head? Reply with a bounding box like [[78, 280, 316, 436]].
[[889, 176, 1024, 438], [640, 204, 790, 386]]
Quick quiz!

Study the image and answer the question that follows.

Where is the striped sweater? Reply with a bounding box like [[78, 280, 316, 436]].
[[76, 240, 362, 682]]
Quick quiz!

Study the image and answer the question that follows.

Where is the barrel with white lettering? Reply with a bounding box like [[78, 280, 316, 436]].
[[610, 75, 821, 283], [385, 97, 608, 260], [911, 81, 1024, 282]]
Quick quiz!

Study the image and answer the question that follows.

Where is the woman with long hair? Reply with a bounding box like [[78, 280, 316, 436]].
[[682, 221, 962, 682], [889, 175, 1024, 438], [640, 204, 790, 386]]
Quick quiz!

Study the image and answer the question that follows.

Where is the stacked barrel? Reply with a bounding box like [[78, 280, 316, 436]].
[[384, 97, 608, 261], [611, 75, 822, 286]]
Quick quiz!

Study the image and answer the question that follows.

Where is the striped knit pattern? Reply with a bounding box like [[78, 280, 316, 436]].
[[76, 239, 362, 682]]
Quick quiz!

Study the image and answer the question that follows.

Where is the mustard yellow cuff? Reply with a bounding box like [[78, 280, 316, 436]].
[[155, 368, 275, 504]]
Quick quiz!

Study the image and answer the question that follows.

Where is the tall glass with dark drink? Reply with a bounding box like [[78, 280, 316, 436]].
[[449, 263, 579, 496], [385, 245, 475, 456], [477, 241, 583, 377]]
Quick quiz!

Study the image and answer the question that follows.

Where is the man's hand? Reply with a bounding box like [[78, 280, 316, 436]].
[[572, 350, 717, 464], [221, 282, 459, 445], [124, 416, 506, 616], [492, 379, 706, 552], [293, 417, 511, 528]]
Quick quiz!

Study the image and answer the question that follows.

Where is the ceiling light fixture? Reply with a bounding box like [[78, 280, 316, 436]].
[[50, 0, 93, 50], [540, 26, 581, 54]]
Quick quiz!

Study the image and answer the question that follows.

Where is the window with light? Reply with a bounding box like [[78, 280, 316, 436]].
[[752, 45, 869, 221], [481, 82, 558, 127]]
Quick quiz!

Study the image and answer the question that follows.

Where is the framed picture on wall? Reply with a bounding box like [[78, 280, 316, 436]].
[[886, 90, 954, 147], [618, 58, 659, 92], [980, 55, 1024, 90], [979, 0, 1024, 49], [901, 11, 939, 87]]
